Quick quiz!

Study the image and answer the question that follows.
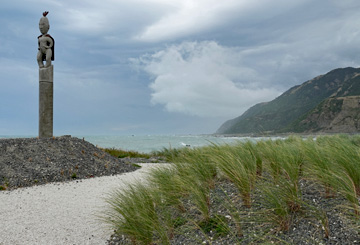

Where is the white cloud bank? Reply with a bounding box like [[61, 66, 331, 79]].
[[135, 41, 281, 118]]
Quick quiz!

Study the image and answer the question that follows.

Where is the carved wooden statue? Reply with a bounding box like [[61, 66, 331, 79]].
[[37, 11, 54, 68]]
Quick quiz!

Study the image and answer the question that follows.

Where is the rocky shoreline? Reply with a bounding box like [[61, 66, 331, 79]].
[[0, 136, 138, 190]]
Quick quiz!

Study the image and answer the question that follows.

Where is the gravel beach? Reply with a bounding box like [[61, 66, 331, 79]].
[[1, 136, 360, 244]]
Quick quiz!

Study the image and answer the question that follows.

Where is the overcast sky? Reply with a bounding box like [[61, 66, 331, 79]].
[[1, 0, 360, 135]]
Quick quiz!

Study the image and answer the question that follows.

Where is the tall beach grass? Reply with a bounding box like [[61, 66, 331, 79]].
[[101, 134, 360, 243]]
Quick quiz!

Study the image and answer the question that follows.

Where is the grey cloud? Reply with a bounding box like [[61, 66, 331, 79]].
[[1, 0, 360, 135]]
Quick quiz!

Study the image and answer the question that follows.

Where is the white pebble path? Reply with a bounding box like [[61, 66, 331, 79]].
[[0, 163, 166, 245]]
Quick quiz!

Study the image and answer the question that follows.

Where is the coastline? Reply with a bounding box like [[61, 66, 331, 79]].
[[213, 132, 360, 138]]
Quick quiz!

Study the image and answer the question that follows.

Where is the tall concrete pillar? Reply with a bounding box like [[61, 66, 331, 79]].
[[39, 65, 53, 138]]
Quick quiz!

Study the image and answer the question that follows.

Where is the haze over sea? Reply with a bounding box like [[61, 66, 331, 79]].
[[0, 135, 280, 153]]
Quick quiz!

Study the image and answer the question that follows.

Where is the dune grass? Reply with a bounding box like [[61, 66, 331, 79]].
[[210, 142, 257, 208], [302, 135, 360, 215], [103, 183, 167, 244], [101, 134, 360, 244], [167, 146, 218, 221]]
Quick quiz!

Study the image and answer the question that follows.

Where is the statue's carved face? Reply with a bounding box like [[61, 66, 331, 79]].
[[39, 19, 49, 35]]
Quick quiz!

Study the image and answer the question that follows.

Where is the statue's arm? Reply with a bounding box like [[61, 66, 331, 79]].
[[47, 37, 54, 48]]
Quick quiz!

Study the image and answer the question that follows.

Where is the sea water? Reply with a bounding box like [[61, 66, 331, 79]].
[[0, 134, 280, 153], [80, 135, 250, 153]]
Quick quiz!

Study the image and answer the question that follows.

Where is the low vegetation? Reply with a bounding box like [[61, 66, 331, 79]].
[[101, 134, 360, 244], [101, 147, 153, 159]]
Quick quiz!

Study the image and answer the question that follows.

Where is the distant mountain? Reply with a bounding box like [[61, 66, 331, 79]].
[[216, 67, 360, 134]]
